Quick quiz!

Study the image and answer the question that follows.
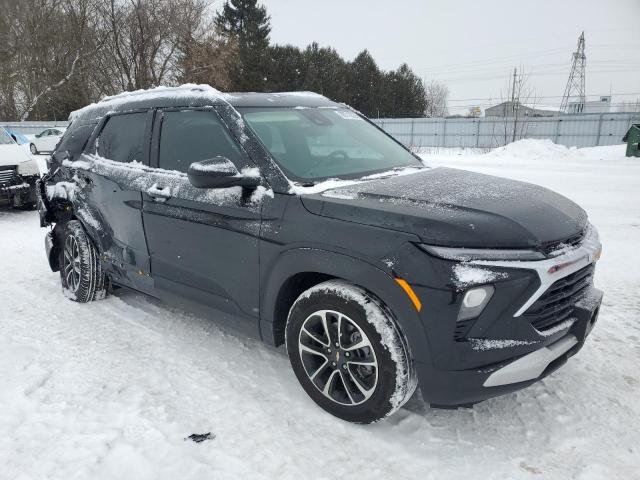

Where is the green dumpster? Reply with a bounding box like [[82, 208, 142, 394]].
[[622, 123, 640, 157]]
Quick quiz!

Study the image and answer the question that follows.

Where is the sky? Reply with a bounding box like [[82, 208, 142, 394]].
[[260, 0, 640, 115]]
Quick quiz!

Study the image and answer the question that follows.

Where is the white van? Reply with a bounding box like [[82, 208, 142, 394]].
[[0, 127, 40, 208]]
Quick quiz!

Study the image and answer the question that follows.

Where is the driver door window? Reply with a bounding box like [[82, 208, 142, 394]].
[[158, 110, 243, 173]]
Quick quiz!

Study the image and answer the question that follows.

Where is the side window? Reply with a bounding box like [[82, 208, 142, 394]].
[[97, 112, 147, 163], [158, 110, 242, 173], [58, 124, 96, 155]]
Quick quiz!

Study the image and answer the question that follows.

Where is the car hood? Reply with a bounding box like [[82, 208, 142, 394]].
[[0, 144, 31, 168], [300, 168, 588, 248]]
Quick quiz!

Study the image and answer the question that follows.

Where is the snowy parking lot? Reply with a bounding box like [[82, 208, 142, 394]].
[[1, 140, 639, 479]]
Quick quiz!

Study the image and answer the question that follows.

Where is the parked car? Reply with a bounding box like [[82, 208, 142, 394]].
[[2, 127, 29, 145], [38, 86, 603, 423], [2, 128, 35, 156], [0, 127, 40, 208], [30, 127, 65, 154]]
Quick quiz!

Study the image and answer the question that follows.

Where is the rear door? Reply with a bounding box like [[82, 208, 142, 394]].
[[74, 111, 154, 293], [141, 107, 263, 320]]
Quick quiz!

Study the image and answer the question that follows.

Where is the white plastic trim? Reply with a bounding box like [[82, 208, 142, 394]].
[[472, 224, 601, 317], [483, 334, 578, 387]]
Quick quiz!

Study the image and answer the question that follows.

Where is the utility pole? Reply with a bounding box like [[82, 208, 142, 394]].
[[560, 32, 587, 113], [511, 67, 518, 142]]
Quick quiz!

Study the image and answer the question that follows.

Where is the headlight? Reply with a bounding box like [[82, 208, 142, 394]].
[[418, 244, 545, 261], [17, 159, 40, 177], [458, 285, 494, 321]]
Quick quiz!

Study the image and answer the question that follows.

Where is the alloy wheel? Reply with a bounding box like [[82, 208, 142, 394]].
[[63, 235, 81, 293], [298, 309, 378, 406]]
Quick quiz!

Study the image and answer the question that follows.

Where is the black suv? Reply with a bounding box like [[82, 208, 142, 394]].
[[38, 86, 603, 423]]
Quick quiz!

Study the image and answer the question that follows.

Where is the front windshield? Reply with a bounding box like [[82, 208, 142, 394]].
[[240, 107, 422, 182]]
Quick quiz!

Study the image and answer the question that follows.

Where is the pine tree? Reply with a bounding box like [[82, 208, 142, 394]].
[[302, 43, 348, 101], [383, 64, 427, 117], [265, 45, 306, 92], [347, 50, 383, 117], [215, 0, 271, 91]]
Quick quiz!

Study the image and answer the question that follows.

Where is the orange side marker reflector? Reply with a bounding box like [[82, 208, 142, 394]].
[[395, 278, 422, 312]]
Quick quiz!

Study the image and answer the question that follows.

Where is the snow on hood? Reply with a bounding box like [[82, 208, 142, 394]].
[[301, 167, 588, 248], [0, 144, 32, 167], [290, 166, 427, 195]]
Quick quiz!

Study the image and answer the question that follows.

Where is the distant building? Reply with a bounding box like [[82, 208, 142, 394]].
[[484, 101, 560, 117], [567, 96, 612, 114]]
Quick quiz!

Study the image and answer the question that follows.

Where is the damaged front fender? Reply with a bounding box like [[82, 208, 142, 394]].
[[45, 230, 59, 272]]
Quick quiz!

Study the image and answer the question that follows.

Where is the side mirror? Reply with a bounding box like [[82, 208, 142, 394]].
[[187, 157, 260, 189]]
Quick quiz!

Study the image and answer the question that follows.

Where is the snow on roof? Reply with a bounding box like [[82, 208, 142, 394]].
[[522, 103, 560, 112], [69, 84, 235, 121]]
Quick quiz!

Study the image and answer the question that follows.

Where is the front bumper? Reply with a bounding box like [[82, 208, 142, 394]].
[[416, 288, 602, 407], [0, 172, 37, 206], [390, 226, 603, 408]]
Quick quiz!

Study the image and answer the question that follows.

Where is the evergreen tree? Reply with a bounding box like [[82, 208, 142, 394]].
[[383, 64, 427, 117], [215, 0, 271, 91], [346, 50, 384, 117], [265, 45, 306, 92], [301, 43, 348, 101]]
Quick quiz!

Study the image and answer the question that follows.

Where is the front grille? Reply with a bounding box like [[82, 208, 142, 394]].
[[0, 168, 15, 187], [524, 263, 595, 332], [540, 229, 586, 256]]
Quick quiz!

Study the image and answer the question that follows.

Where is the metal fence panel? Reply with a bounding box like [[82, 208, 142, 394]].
[[0, 121, 69, 135], [3, 113, 639, 149], [372, 112, 640, 149]]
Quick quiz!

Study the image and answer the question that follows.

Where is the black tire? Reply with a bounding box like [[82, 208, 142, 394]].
[[59, 220, 107, 303], [30, 143, 38, 155], [286, 280, 416, 423]]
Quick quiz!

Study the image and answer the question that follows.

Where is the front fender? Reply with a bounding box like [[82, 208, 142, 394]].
[[260, 247, 433, 365]]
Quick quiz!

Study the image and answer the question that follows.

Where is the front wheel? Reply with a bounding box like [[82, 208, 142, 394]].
[[59, 220, 107, 302], [30, 143, 38, 155], [286, 280, 416, 423]]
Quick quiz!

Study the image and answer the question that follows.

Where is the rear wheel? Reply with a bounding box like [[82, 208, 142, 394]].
[[286, 280, 416, 423], [59, 220, 107, 302]]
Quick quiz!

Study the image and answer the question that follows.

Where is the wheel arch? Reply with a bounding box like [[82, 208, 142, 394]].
[[260, 248, 432, 365], [47, 212, 98, 272]]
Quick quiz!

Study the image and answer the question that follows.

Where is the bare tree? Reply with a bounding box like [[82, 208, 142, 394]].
[[0, 0, 232, 120], [177, 31, 238, 91], [424, 80, 449, 117], [1, 0, 103, 120], [91, 0, 210, 94]]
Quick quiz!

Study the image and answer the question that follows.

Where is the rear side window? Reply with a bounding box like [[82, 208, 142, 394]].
[[158, 110, 242, 173], [58, 124, 95, 155], [97, 112, 147, 162]]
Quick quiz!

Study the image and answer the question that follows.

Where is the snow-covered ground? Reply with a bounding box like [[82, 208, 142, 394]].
[[1, 140, 639, 479]]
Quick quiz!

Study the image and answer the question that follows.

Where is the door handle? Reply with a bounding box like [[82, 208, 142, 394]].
[[146, 184, 172, 203]]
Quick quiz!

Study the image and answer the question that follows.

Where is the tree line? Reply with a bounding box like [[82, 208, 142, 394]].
[[0, 0, 448, 121]]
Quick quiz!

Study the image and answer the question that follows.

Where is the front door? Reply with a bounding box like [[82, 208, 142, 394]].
[[141, 108, 263, 320]]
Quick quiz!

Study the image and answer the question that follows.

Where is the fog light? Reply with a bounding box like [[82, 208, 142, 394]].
[[458, 285, 494, 321]]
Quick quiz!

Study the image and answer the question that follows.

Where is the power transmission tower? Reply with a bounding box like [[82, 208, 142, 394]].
[[560, 32, 586, 114]]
